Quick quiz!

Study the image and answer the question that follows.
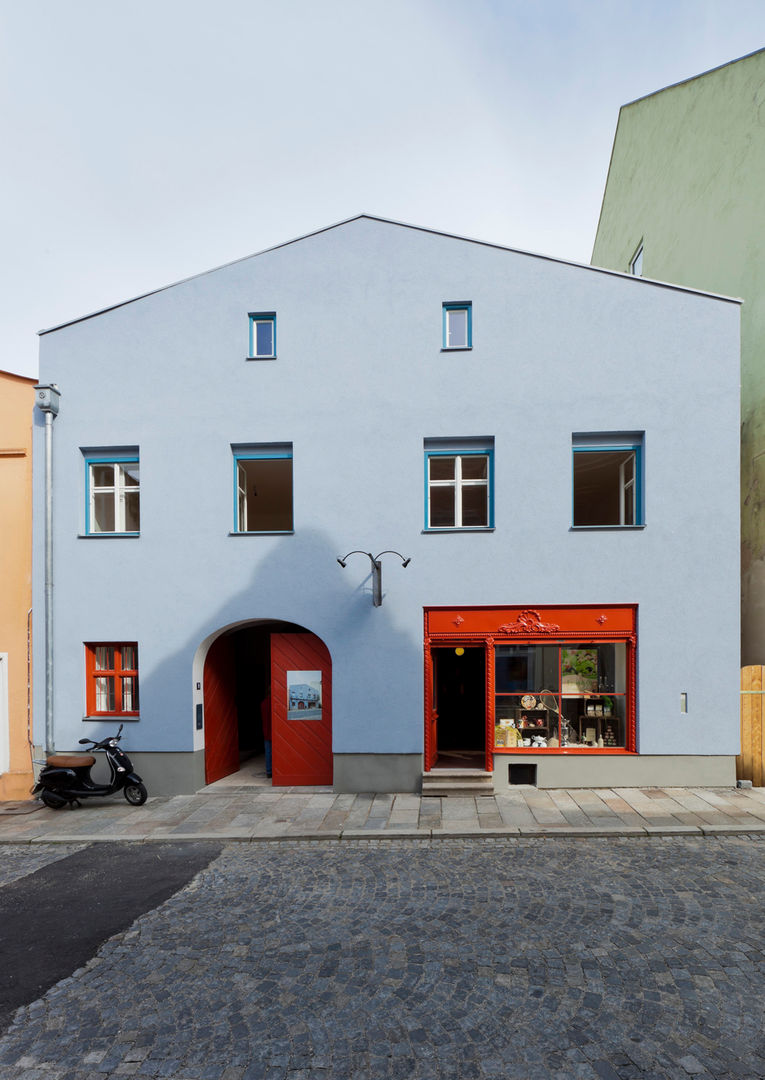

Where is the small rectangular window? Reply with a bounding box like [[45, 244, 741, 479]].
[[572, 433, 644, 527], [85, 643, 139, 717], [442, 302, 472, 349], [233, 444, 293, 533], [248, 312, 276, 359], [425, 437, 493, 529], [84, 452, 140, 535]]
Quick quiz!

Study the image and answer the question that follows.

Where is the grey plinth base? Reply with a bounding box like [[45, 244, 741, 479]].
[[125, 750, 206, 796], [333, 753, 424, 793], [494, 754, 737, 790]]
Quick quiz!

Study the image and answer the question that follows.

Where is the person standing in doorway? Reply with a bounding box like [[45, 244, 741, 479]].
[[261, 685, 272, 778]]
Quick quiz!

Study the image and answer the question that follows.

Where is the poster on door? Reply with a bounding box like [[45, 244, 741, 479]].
[[287, 671, 322, 720]]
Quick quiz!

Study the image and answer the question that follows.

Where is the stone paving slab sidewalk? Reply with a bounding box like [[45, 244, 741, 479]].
[[2, 783, 765, 842]]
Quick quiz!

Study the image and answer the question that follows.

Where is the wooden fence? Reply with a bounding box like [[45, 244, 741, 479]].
[[740, 665, 765, 786]]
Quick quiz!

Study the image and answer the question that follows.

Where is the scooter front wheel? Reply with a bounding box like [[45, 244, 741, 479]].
[[123, 782, 148, 806]]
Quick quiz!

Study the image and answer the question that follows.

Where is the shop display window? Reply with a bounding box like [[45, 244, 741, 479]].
[[494, 642, 627, 750]]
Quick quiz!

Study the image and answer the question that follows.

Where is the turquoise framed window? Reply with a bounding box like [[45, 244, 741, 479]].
[[233, 444, 293, 533], [84, 451, 140, 535], [248, 312, 276, 359], [442, 302, 472, 349], [572, 433, 644, 527], [424, 438, 494, 529]]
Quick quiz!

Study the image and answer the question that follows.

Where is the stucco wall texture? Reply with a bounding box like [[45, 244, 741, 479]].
[[0, 370, 35, 799], [592, 47, 765, 664], [34, 216, 740, 791]]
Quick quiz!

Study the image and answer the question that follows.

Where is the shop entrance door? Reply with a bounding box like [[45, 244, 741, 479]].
[[430, 646, 486, 769], [271, 632, 333, 786]]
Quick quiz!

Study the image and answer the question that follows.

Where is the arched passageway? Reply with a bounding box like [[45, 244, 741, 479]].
[[202, 620, 332, 787]]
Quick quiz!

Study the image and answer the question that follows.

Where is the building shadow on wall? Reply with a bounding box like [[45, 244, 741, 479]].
[[134, 528, 421, 792]]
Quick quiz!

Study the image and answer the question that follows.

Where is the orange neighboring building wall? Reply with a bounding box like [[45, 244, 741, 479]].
[[0, 370, 35, 799]]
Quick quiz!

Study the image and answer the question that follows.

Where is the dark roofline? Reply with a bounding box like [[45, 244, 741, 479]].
[[39, 212, 741, 336], [0, 368, 37, 384], [620, 45, 765, 110]]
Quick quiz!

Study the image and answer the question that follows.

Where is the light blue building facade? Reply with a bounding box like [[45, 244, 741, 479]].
[[33, 216, 741, 794]]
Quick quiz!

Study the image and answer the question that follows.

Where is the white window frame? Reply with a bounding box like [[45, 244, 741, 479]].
[[442, 302, 472, 349], [571, 433, 644, 528], [85, 456, 140, 535], [248, 312, 276, 359], [426, 449, 493, 529], [232, 444, 294, 534]]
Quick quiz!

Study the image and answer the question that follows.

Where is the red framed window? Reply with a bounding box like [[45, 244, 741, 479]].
[[85, 643, 139, 717]]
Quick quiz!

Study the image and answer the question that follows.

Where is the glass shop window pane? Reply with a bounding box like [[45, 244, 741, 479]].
[[573, 451, 633, 526], [561, 643, 626, 694], [430, 485, 455, 527], [447, 309, 468, 348], [560, 695, 626, 748], [124, 491, 140, 532], [461, 485, 488, 526], [239, 457, 293, 531], [430, 457, 455, 481], [494, 645, 559, 693], [461, 456, 488, 480], [91, 465, 114, 488], [255, 321, 273, 355]]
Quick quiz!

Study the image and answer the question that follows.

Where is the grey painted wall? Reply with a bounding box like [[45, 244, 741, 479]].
[[34, 216, 741, 785]]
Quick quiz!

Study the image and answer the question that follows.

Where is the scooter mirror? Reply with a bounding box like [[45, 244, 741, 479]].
[[78, 738, 90, 744]]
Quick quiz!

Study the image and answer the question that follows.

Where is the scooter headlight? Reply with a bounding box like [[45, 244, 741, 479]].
[[109, 739, 117, 747]]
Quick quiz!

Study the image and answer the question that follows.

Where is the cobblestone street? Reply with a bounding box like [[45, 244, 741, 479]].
[[2, 836, 765, 1079]]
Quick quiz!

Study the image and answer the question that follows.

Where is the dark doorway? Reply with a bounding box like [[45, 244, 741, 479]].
[[204, 620, 304, 784], [432, 646, 486, 767]]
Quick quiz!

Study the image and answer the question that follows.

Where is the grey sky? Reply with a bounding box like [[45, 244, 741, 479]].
[[3, 0, 765, 378]]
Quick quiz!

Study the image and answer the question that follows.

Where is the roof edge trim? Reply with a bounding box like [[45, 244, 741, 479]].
[[39, 212, 742, 336], [620, 45, 765, 110]]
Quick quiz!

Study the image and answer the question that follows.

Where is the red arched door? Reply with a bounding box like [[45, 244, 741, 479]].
[[203, 633, 239, 784], [271, 632, 333, 786]]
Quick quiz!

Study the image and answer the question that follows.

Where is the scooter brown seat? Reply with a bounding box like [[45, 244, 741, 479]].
[[46, 754, 96, 768]]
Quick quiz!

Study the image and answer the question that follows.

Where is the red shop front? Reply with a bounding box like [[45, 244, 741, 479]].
[[424, 605, 637, 773]]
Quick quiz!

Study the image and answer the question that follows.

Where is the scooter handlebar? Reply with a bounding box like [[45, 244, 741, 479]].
[[77, 729, 123, 750]]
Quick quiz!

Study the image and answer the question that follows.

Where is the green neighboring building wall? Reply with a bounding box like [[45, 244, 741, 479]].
[[592, 47, 765, 664]]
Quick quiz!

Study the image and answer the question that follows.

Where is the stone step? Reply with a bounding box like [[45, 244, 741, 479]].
[[421, 770, 494, 797]]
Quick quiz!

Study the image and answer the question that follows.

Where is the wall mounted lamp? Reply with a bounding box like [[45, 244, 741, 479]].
[[337, 550, 411, 606]]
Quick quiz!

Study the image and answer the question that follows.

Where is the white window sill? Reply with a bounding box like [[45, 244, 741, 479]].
[[423, 527, 495, 533], [82, 716, 139, 722], [228, 530, 295, 536], [78, 532, 140, 539], [570, 525, 646, 531]]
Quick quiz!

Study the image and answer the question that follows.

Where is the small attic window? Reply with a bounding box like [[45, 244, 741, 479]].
[[248, 313, 276, 359]]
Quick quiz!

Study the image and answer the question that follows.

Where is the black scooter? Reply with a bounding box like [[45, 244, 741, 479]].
[[32, 724, 147, 809]]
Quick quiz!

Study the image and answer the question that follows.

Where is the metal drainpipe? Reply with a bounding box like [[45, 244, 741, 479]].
[[34, 384, 61, 757]]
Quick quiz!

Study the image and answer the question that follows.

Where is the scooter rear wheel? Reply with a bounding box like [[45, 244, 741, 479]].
[[124, 782, 148, 806], [41, 790, 66, 810]]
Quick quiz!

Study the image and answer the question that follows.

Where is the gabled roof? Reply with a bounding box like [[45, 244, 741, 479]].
[[39, 212, 741, 336]]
